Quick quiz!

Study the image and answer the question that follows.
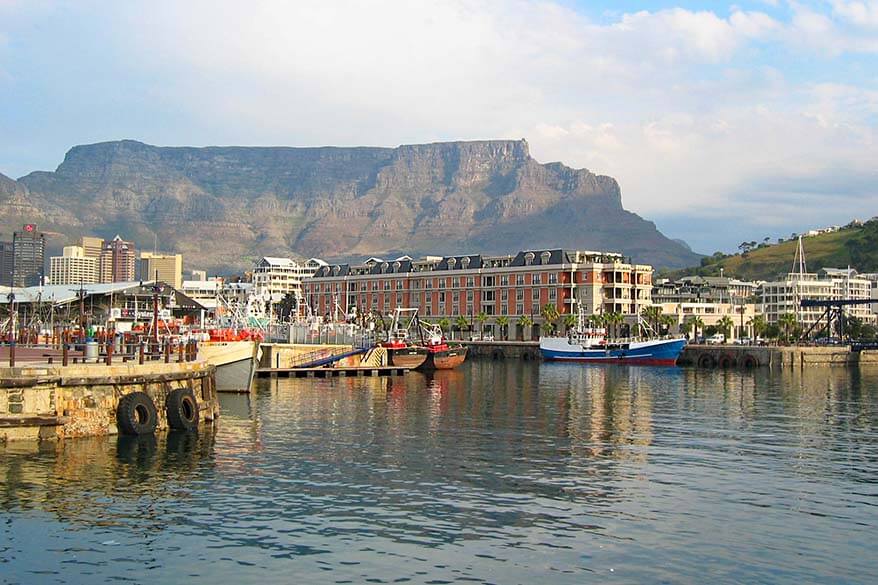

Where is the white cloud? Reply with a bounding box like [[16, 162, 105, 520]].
[[832, 1, 878, 28]]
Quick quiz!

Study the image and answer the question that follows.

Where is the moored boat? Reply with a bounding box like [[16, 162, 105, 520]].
[[381, 309, 428, 369], [539, 311, 686, 366]]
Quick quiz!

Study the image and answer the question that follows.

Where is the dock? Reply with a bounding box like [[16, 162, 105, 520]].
[[255, 366, 409, 379]]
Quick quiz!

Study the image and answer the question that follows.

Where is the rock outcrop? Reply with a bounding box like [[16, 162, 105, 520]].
[[0, 139, 700, 273]]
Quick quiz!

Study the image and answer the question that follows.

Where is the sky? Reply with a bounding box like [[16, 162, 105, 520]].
[[1, 0, 877, 255]]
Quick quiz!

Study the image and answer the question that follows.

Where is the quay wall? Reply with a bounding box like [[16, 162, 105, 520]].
[[258, 343, 355, 369], [462, 341, 542, 361], [0, 361, 219, 442], [679, 344, 878, 368]]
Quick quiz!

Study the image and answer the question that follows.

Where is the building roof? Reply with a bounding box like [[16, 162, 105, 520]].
[[258, 256, 298, 267]]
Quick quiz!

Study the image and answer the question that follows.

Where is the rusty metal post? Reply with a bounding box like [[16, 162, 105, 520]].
[[8, 341, 15, 368], [106, 339, 113, 365], [139, 341, 145, 365], [62, 341, 69, 367], [164, 337, 170, 363], [178, 341, 184, 363]]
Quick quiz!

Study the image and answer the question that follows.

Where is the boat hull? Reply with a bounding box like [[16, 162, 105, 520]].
[[539, 337, 686, 366], [418, 346, 468, 370], [387, 346, 428, 369]]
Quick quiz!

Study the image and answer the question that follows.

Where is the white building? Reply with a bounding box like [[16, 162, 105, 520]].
[[252, 256, 326, 304], [49, 246, 98, 286], [760, 268, 873, 329]]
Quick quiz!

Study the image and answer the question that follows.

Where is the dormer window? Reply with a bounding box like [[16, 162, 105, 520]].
[[461, 257, 470, 269], [381, 262, 389, 273], [393, 261, 401, 271], [524, 252, 535, 266], [448, 258, 457, 269], [540, 251, 551, 265], [333, 265, 341, 275]]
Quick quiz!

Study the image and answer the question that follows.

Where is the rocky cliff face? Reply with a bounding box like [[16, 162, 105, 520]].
[[1, 139, 700, 273]]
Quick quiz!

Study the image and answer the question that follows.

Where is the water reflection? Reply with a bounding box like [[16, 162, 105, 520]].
[[1, 362, 877, 584]]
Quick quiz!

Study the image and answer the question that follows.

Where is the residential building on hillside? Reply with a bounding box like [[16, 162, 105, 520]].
[[49, 246, 98, 285], [303, 249, 653, 339], [252, 256, 326, 303], [759, 268, 874, 329], [12, 224, 45, 287], [139, 252, 183, 289]]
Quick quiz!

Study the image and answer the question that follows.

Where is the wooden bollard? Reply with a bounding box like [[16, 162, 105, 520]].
[[62, 342, 69, 366], [106, 340, 113, 365], [8, 342, 15, 368], [138, 342, 145, 365], [178, 342, 184, 363], [164, 339, 170, 363]]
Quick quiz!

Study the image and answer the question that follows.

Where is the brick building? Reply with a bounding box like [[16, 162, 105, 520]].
[[303, 249, 653, 338]]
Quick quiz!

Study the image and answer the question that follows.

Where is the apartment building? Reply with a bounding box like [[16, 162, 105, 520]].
[[252, 256, 326, 303], [12, 224, 45, 287], [49, 246, 99, 285], [139, 252, 183, 289], [99, 235, 137, 283], [303, 249, 653, 337], [760, 268, 873, 328]]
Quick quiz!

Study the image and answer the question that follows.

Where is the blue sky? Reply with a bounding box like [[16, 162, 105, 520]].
[[2, 0, 878, 255]]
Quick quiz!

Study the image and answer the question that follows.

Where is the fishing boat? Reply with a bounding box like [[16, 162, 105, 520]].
[[381, 309, 428, 369], [416, 319, 468, 370], [539, 310, 685, 365]]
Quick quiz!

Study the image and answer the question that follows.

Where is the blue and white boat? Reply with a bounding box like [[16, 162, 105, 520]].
[[539, 313, 686, 366]]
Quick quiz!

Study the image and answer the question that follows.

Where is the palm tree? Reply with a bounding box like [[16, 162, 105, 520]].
[[778, 313, 797, 343], [437, 317, 451, 337], [660, 314, 676, 335], [474, 311, 488, 339], [496, 315, 509, 340], [717, 315, 734, 341], [688, 316, 705, 342], [517, 315, 533, 341], [606, 311, 624, 339], [747, 314, 767, 340], [454, 314, 470, 339], [563, 314, 577, 333], [680, 321, 693, 339], [540, 303, 560, 335], [641, 305, 663, 333]]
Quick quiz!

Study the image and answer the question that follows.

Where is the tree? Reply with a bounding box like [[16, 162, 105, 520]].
[[660, 314, 676, 335], [540, 303, 560, 335], [605, 311, 624, 339], [563, 314, 577, 333], [680, 321, 693, 339], [474, 311, 488, 337], [778, 313, 797, 342], [517, 315, 533, 341], [717, 315, 734, 340], [747, 315, 767, 339], [641, 305, 662, 332], [496, 315, 509, 340], [688, 316, 705, 341], [764, 323, 781, 340], [454, 314, 470, 338], [438, 317, 451, 335]]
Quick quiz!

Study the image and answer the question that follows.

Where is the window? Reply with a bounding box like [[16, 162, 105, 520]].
[[425, 279, 433, 289], [548, 273, 558, 284], [501, 289, 508, 301], [533, 273, 542, 285], [516, 274, 525, 286], [396, 293, 402, 304], [516, 289, 524, 301], [396, 280, 403, 290], [466, 277, 474, 287], [500, 275, 509, 286], [384, 281, 390, 291], [467, 290, 473, 301], [453, 292, 459, 303], [452, 277, 460, 288], [516, 304, 524, 315], [501, 304, 508, 315], [439, 278, 446, 289], [439, 292, 446, 303], [532, 288, 540, 301], [483, 276, 495, 287], [549, 288, 557, 301], [467, 304, 473, 315], [524, 252, 535, 266]]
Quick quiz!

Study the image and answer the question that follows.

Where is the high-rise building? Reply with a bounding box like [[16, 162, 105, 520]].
[[49, 246, 98, 286], [252, 256, 326, 303], [139, 252, 183, 289], [12, 224, 45, 287], [80, 235, 104, 260], [99, 235, 136, 282], [0, 240, 13, 287]]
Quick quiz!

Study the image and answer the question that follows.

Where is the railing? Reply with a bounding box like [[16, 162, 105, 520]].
[[1, 337, 200, 368]]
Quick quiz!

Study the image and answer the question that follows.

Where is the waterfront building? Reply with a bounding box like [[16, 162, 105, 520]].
[[139, 252, 183, 289], [652, 275, 758, 304], [12, 224, 46, 287], [252, 256, 326, 304], [99, 235, 136, 283], [0, 240, 13, 287], [190, 269, 207, 281], [49, 246, 99, 286], [759, 267, 874, 329], [303, 249, 653, 339], [656, 301, 759, 341]]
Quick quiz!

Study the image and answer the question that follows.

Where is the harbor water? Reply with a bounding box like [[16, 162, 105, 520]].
[[2, 361, 877, 584]]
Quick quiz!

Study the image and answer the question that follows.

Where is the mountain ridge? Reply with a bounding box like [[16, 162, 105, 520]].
[[0, 139, 700, 274]]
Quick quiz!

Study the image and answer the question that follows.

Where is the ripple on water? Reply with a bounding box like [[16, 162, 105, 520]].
[[1, 362, 878, 584]]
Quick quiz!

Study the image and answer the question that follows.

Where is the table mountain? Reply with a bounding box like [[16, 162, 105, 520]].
[[1, 139, 700, 274]]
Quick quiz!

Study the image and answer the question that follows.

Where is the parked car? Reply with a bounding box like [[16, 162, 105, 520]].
[[734, 337, 752, 345], [706, 334, 726, 345]]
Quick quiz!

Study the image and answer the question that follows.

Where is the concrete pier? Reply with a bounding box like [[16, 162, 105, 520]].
[[679, 344, 878, 368], [0, 361, 219, 442], [461, 340, 542, 361]]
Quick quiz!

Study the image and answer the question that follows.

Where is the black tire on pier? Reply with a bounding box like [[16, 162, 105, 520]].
[[117, 392, 158, 435], [166, 388, 199, 432], [698, 353, 716, 368], [742, 354, 759, 368], [719, 354, 735, 369]]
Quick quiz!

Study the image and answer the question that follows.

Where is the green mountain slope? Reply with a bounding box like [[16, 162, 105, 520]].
[[662, 220, 878, 281]]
